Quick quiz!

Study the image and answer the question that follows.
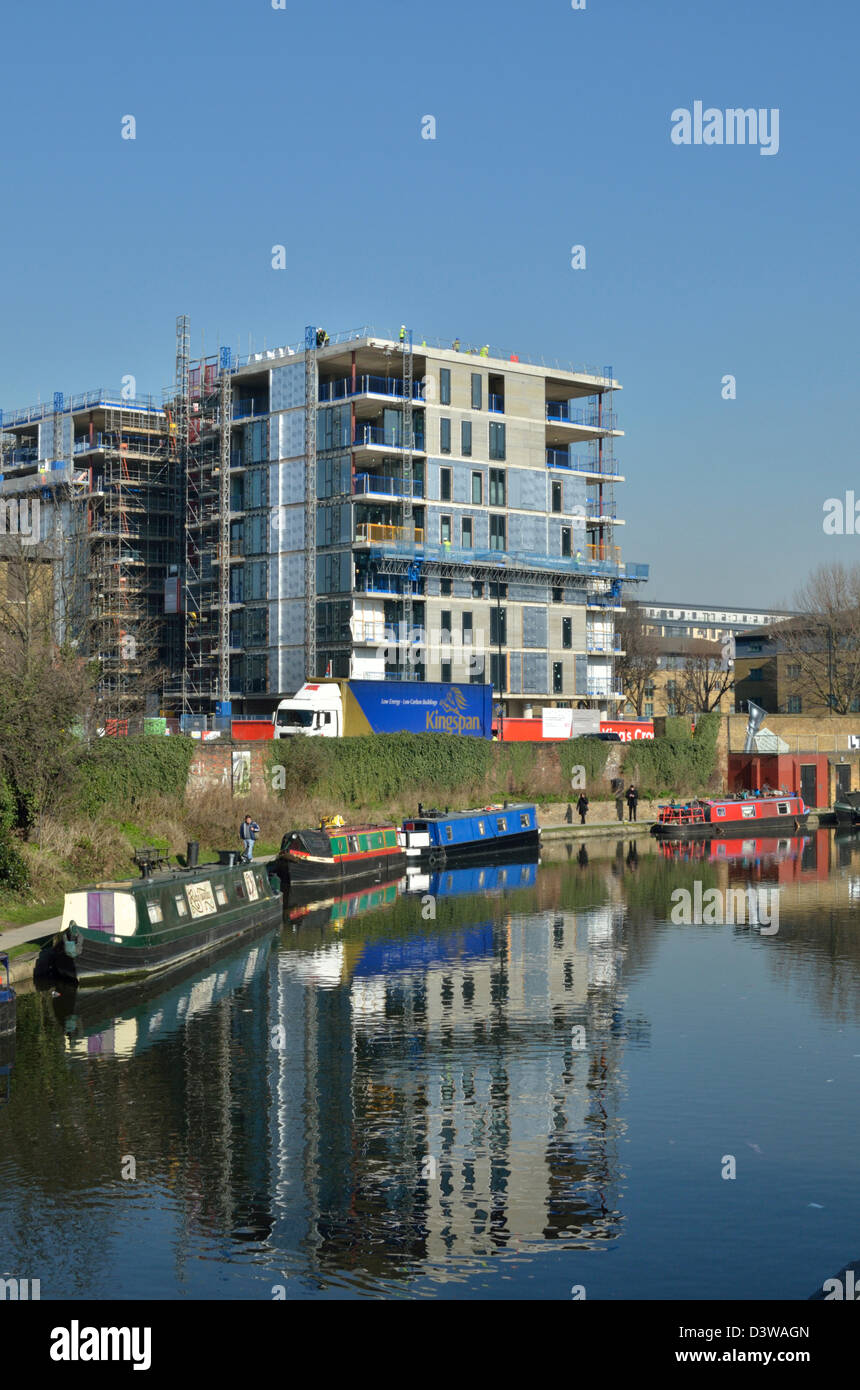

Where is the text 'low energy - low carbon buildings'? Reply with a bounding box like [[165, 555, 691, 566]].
[[0, 323, 649, 719]]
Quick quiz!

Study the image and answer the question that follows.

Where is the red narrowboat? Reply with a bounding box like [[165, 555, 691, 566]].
[[651, 794, 808, 840], [274, 819, 406, 888]]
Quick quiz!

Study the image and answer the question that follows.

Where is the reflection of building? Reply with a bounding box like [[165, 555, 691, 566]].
[[272, 897, 633, 1280]]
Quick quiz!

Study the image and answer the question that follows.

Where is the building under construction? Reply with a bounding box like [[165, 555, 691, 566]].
[[0, 388, 180, 727], [1, 319, 648, 722]]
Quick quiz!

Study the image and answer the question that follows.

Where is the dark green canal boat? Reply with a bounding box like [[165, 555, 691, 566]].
[[35, 853, 283, 987]]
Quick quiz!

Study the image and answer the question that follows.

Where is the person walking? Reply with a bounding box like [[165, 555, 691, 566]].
[[626, 785, 639, 823], [576, 792, 589, 825], [239, 814, 260, 862]]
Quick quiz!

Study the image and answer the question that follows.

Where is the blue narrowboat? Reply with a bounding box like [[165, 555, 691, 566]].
[[398, 802, 540, 867]]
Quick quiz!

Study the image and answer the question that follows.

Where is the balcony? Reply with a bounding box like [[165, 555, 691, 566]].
[[319, 375, 425, 403], [355, 522, 425, 546], [587, 685, 624, 699], [488, 393, 504, 413], [586, 641, 624, 654], [546, 401, 606, 427], [353, 424, 426, 452], [232, 399, 267, 420], [353, 473, 424, 499], [546, 448, 622, 477]]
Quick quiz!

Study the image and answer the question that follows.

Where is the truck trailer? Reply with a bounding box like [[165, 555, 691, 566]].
[[273, 680, 493, 739]]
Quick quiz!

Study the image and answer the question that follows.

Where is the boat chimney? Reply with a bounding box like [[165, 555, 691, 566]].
[[186, 840, 199, 870]]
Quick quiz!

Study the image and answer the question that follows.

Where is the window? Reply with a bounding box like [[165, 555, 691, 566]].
[[787, 695, 802, 713], [146, 901, 163, 924], [440, 609, 452, 639], [440, 515, 452, 545], [462, 611, 473, 644], [348, 835, 358, 852], [214, 885, 228, 907], [489, 581, 507, 599], [445, 825, 454, 841], [552, 480, 563, 513], [461, 420, 472, 456], [553, 661, 563, 694], [472, 580, 483, 598], [174, 894, 189, 917], [440, 368, 451, 405], [478, 819, 485, 835], [471, 373, 482, 410], [748, 667, 763, 681], [489, 421, 506, 460], [777, 802, 789, 815], [490, 607, 506, 645], [440, 418, 451, 454], [440, 466, 452, 500], [440, 577, 452, 596], [520, 813, 530, 828], [562, 616, 572, 649], [561, 527, 572, 557], [489, 514, 506, 551], [489, 468, 505, 506], [787, 664, 801, 680], [441, 660, 452, 683], [497, 817, 507, 832], [471, 472, 483, 505], [461, 516, 473, 547], [490, 652, 505, 690], [552, 587, 563, 603]]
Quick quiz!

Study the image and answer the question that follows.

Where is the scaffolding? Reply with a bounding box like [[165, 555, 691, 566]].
[[399, 327, 414, 678], [74, 402, 176, 723], [304, 326, 317, 681]]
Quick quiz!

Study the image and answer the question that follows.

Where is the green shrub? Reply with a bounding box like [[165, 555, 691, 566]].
[[623, 715, 722, 797], [0, 834, 29, 892], [69, 738, 196, 818]]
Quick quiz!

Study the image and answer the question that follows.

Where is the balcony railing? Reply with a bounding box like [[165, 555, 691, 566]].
[[546, 448, 621, 475], [232, 399, 267, 420], [586, 642, 623, 654], [355, 523, 425, 545], [319, 375, 425, 403], [546, 401, 611, 428], [353, 425, 426, 450], [587, 685, 624, 699], [353, 473, 424, 498], [488, 393, 504, 413]]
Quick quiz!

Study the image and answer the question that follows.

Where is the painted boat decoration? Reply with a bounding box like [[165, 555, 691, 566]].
[[652, 794, 808, 840], [398, 802, 540, 867], [274, 821, 406, 888], [34, 858, 283, 987]]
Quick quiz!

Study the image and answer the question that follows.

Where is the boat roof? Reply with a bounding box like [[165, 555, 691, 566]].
[[408, 804, 534, 822]]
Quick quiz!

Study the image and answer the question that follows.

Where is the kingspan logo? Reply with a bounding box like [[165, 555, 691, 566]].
[[428, 686, 480, 734]]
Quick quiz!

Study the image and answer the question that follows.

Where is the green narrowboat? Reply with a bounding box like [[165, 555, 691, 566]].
[[35, 858, 283, 987], [274, 821, 406, 889]]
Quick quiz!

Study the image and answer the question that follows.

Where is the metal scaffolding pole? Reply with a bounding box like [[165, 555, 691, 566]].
[[218, 359, 232, 703], [400, 327, 414, 679], [304, 327, 318, 681], [175, 314, 190, 714]]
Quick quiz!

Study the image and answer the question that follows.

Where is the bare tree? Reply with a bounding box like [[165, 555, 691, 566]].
[[781, 562, 860, 714], [615, 600, 661, 716], [679, 651, 734, 713]]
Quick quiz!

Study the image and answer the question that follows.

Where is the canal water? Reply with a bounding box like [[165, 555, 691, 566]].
[[2, 828, 860, 1301]]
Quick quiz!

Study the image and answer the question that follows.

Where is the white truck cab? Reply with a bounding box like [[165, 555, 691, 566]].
[[273, 682, 343, 738]]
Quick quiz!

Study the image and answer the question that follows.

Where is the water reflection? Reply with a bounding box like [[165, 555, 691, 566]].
[[3, 832, 860, 1298]]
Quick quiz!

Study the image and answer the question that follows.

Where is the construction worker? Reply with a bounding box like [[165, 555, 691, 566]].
[[480, 344, 489, 357], [399, 325, 406, 342], [452, 338, 460, 352]]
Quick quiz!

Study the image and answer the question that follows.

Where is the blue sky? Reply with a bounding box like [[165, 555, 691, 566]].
[[1, 0, 857, 607]]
